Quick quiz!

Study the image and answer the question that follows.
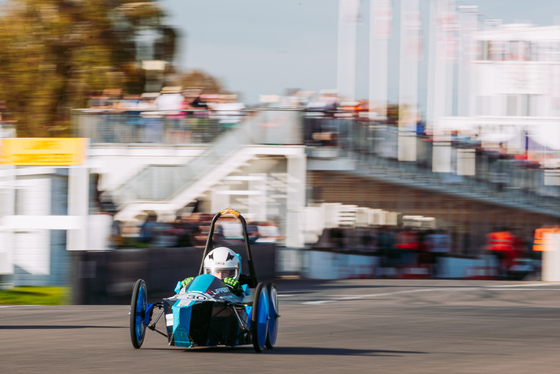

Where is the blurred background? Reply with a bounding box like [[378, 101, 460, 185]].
[[1, 0, 560, 303]]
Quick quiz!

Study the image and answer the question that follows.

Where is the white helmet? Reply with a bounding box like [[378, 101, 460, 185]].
[[203, 247, 241, 280]]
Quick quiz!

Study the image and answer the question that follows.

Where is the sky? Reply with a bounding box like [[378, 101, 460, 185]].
[[159, 0, 560, 105]]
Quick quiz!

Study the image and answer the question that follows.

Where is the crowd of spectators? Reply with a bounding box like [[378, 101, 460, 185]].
[[309, 225, 537, 279], [82, 87, 559, 178], [83, 87, 246, 144], [111, 210, 283, 250], [310, 225, 452, 277]]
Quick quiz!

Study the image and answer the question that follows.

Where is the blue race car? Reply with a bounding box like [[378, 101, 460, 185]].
[[129, 208, 279, 352]]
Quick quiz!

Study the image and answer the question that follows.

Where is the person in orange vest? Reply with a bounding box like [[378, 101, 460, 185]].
[[533, 227, 560, 252], [486, 229, 518, 278], [395, 229, 420, 266]]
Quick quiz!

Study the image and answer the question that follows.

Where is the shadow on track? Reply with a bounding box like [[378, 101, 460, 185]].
[[259, 347, 428, 356], [0, 325, 126, 329], [140, 346, 428, 356]]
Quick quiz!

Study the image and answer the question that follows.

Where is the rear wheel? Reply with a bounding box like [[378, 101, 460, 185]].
[[251, 282, 269, 352], [265, 282, 279, 349], [130, 279, 148, 349]]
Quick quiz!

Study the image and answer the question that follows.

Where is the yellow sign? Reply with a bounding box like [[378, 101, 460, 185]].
[[0, 138, 88, 166]]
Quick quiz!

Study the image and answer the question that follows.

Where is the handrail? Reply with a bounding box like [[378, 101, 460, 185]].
[[305, 117, 560, 217], [75, 108, 560, 218]]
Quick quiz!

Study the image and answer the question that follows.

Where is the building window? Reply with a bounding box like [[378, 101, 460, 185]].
[[14, 188, 23, 215], [508, 41, 520, 61], [529, 95, 542, 116], [477, 40, 489, 60], [519, 94, 529, 116], [507, 95, 518, 116], [489, 41, 505, 61], [476, 96, 493, 116], [522, 41, 532, 61]]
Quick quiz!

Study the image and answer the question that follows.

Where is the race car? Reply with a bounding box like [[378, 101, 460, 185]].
[[129, 208, 279, 352]]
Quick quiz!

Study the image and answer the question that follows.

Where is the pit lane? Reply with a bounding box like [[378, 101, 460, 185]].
[[2, 279, 560, 373]]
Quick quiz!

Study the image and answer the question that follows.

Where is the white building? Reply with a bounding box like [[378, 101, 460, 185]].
[[443, 23, 560, 153], [475, 24, 560, 118]]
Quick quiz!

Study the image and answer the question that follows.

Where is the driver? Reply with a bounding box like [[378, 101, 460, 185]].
[[178, 247, 243, 295]]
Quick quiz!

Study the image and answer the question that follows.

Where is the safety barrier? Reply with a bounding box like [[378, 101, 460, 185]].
[[399, 265, 431, 279], [466, 266, 498, 280], [71, 244, 276, 305]]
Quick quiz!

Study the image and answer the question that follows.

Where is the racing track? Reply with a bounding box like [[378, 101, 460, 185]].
[[2, 279, 560, 374]]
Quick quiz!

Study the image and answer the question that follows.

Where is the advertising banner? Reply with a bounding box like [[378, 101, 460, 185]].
[[0, 138, 87, 166]]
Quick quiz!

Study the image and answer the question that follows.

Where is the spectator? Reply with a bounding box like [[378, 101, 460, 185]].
[[139, 211, 158, 244], [138, 93, 161, 143], [173, 213, 202, 247], [155, 86, 185, 144], [219, 217, 244, 241], [87, 92, 110, 143], [246, 221, 261, 244], [256, 220, 283, 244], [118, 95, 143, 143], [394, 228, 420, 265], [378, 225, 398, 268], [207, 94, 245, 130], [424, 229, 451, 277]]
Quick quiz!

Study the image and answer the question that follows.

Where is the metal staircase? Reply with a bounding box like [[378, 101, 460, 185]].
[[112, 113, 266, 221]]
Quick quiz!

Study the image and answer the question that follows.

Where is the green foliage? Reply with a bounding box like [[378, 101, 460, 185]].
[[178, 69, 229, 95], [117, 1, 164, 26], [0, 286, 70, 305], [0, 0, 167, 137]]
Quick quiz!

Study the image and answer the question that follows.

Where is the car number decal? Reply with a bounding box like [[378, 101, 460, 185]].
[[182, 292, 209, 301]]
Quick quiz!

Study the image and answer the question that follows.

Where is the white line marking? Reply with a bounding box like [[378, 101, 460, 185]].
[[483, 288, 560, 291], [278, 294, 295, 297], [305, 288, 449, 305], [485, 282, 560, 288], [304, 283, 560, 305]]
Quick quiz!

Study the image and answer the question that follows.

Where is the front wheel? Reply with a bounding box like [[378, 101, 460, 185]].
[[251, 282, 269, 352], [130, 279, 148, 348], [265, 282, 279, 349]]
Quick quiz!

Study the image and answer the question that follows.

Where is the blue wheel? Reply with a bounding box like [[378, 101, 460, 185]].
[[265, 283, 279, 349], [130, 279, 148, 349], [251, 282, 269, 352]]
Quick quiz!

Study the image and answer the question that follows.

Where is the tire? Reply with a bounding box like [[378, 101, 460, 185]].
[[265, 282, 279, 349], [251, 282, 269, 352], [130, 279, 148, 349]]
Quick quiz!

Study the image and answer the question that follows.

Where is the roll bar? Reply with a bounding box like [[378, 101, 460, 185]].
[[198, 208, 258, 287]]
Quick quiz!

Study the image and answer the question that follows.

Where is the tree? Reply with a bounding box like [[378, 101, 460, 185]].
[[177, 69, 229, 95], [0, 0, 173, 137]]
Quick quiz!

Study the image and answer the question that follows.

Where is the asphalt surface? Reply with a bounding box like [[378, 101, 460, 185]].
[[2, 279, 560, 374]]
